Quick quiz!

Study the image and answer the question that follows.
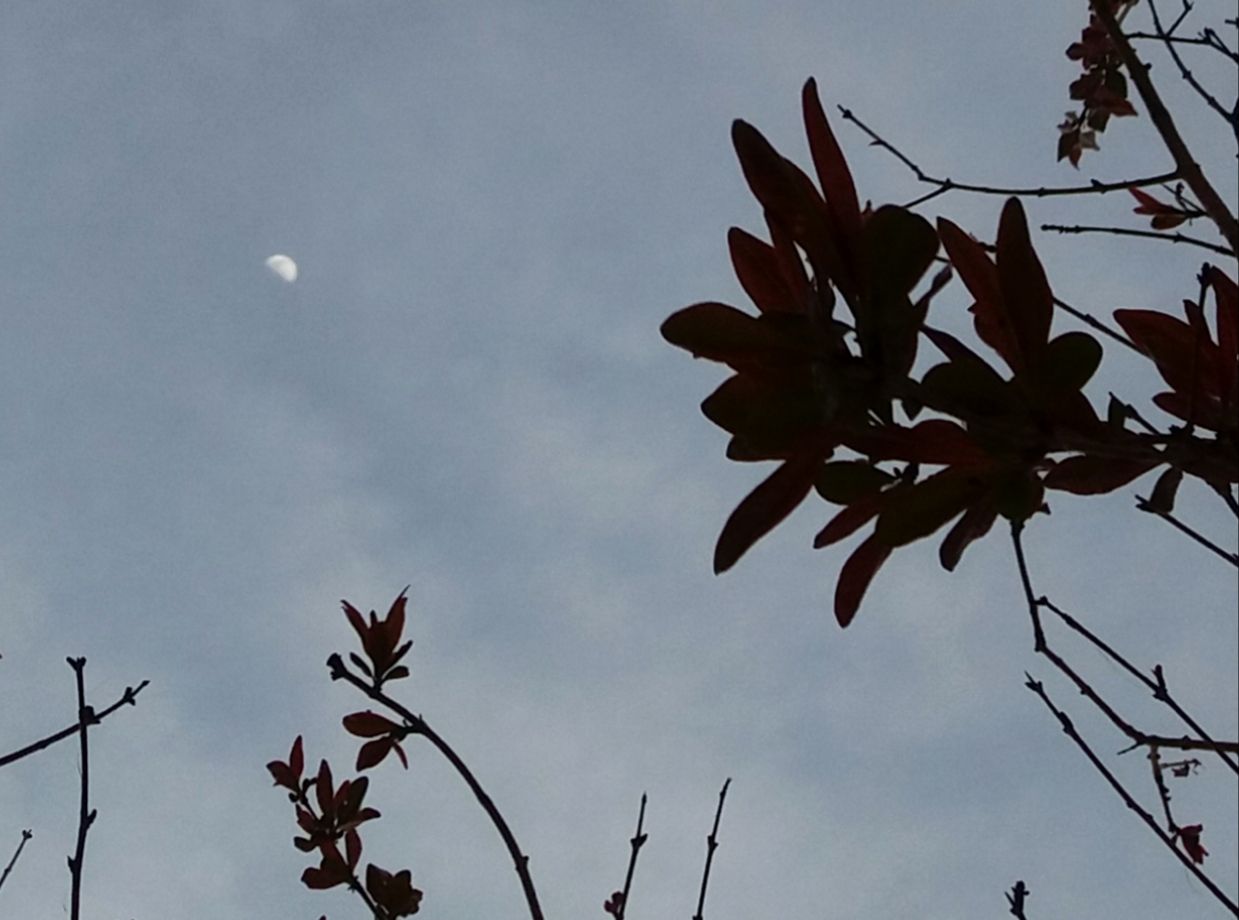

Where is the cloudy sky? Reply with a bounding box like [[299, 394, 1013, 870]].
[[1, 1, 1236, 918]]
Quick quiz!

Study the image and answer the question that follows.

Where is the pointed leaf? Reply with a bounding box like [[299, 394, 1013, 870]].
[[714, 451, 824, 573], [344, 711, 401, 738], [813, 494, 884, 548], [729, 227, 803, 314], [834, 533, 892, 627], [997, 198, 1053, 372], [876, 469, 979, 547], [938, 502, 998, 571], [937, 218, 1017, 370], [802, 78, 862, 284], [814, 461, 895, 504], [661, 302, 813, 365], [1044, 455, 1158, 494]]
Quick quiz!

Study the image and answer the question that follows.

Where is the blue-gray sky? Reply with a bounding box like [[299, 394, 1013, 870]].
[[1, 2, 1236, 917]]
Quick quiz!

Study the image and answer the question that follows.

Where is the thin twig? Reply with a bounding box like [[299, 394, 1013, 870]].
[[328, 654, 545, 920], [1090, 0, 1239, 253], [611, 793, 649, 920], [836, 105, 1181, 203], [1040, 223, 1233, 255], [1135, 494, 1239, 565], [0, 829, 32, 894], [692, 778, 731, 920], [1041, 598, 1239, 772], [1024, 674, 1238, 914], [0, 679, 150, 770], [1052, 295, 1141, 353], [66, 658, 96, 920], [1148, 745, 1179, 832], [1149, 0, 1238, 135]]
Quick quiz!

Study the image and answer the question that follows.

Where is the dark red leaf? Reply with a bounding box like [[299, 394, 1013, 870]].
[[344, 711, 401, 738], [938, 502, 998, 571], [802, 78, 862, 284], [714, 451, 825, 573], [996, 198, 1053, 374], [1145, 466, 1184, 513], [357, 738, 393, 771], [834, 533, 892, 627], [315, 761, 334, 815], [1114, 308, 1213, 397], [729, 227, 803, 314], [1044, 455, 1158, 494], [814, 461, 895, 504], [848, 419, 989, 466], [661, 302, 812, 366], [813, 494, 884, 548], [876, 469, 980, 547], [938, 218, 1019, 371]]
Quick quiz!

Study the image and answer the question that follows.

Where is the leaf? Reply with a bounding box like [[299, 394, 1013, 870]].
[[1145, 466, 1183, 513], [938, 502, 998, 572], [802, 78, 862, 294], [858, 206, 938, 378], [662, 302, 775, 363], [876, 469, 980, 547], [848, 419, 989, 466], [921, 358, 1018, 420], [813, 494, 885, 548], [343, 711, 400, 738], [714, 451, 824, 573], [701, 372, 823, 445], [993, 471, 1045, 522], [996, 198, 1053, 374], [728, 227, 804, 314], [357, 738, 394, 771], [1113, 308, 1205, 396], [1044, 455, 1158, 494], [814, 461, 895, 504], [834, 533, 892, 627], [937, 218, 1018, 370], [1039, 331, 1103, 393]]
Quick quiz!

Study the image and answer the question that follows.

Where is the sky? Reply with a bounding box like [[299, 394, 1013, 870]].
[[0, 1, 1236, 918]]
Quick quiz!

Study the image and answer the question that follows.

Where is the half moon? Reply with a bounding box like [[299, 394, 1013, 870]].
[[265, 254, 298, 283]]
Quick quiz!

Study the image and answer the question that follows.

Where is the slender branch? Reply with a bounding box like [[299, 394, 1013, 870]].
[[1090, 0, 1239, 253], [66, 658, 96, 920], [1149, 0, 1238, 135], [691, 778, 731, 920], [836, 105, 1180, 202], [1006, 880, 1031, 919], [1135, 494, 1239, 565], [1040, 223, 1234, 255], [611, 793, 648, 920], [1148, 745, 1179, 832], [1041, 599, 1239, 772], [0, 679, 150, 770], [1052, 295, 1141, 353], [0, 829, 32, 894], [1024, 674, 1238, 914], [328, 654, 544, 920]]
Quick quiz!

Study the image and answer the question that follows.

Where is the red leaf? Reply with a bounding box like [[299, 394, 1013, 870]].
[[343, 711, 401, 738], [1113, 308, 1214, 397], [345, 829, 362, 870], [1176, 824, 1208, 864], [1044, 456, 1158, 494], [1206, 266, 1238, 409], [714, 451, 825, 573], [315, 760, 334, 815], [834, 533, 892, 627], [728, 227, 803, 314], [357, 738, 393, 771], [802, 78, 862, 292], [876, 468, 981, 547], [661, 302, 812, 366], [938, 218, 1019, 371], [813, 494, 884, 548], [847, 420, 988, 466], [938, 502, 998, 572], [996, 198, 1053, 374]]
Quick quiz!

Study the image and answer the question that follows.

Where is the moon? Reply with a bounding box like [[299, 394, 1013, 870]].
[[265, 254, 298, 283]]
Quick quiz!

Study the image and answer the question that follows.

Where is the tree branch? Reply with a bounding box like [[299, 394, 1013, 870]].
[[1090, 0, 1239, 253], [65, 658, 96, 920], [1040, 223, 1234, 255], [0, 829, 32, 895], [0, 679, 150, 770], [691, 778, 732, 920]]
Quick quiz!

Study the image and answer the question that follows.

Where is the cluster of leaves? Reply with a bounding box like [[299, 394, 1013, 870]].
[[268, 594, 423, 918], [1058, 0, 1139, 165], [661, 78, 1238, 628]]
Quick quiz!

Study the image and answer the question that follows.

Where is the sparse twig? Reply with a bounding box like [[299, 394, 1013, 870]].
[[0, 829, 32, 895], [1041, 599, 1239, 772], [1040, 223, 1233, 255], [1134, 494, 1239, 565], [1149, 0, 1238, 136], [1024, 674, 1237, 913], [327, 653, 544, 920], [0, 679, 150, 770], [836, 105, 1180, 209], [691, 779, 731, 920], [608, 793, 649, 920], [66, 658, 96, 920], [1090, 0, 1239, 253]]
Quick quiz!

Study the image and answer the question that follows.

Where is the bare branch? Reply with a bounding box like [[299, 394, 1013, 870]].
[[1040, 223, 1234, 255], [65, 658, 96, 920], [0, 829, 33, 895], [837, 105, 1180, 202], [1090, 0, 1239, 253], [1134, 494, 1239, 565], [0, 679, 150, 770], [1149, 0, 1239, 137], [691, 778, 732, 920]]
